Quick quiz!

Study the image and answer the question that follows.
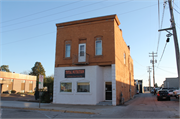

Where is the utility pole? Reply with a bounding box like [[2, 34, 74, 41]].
[[147, 66, 152, 92], [149, 52, 157, 87], [158, 0, 180, 90]]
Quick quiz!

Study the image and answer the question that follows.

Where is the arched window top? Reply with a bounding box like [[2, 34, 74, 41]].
[[95, 35, 103, 40]]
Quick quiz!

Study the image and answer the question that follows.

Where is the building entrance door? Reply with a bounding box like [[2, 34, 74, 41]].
[[78, 43, 86, 62], [105, 82, 112, 100]]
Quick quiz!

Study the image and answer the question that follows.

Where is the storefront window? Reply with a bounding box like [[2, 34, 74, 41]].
[[77, 82, 90, 92], [60, 82, 72, 92]]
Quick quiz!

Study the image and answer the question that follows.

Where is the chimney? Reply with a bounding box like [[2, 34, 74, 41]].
[[128, 46, 130, 50]]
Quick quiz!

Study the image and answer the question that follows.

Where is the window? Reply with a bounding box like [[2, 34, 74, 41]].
[[21, 80, 25, 83], [65, 44, 71, 57], [124, 53, 126, 64], [77, 82, 90, 92], [29, 81, 33, 83], [95, 40, 102, 55], [80, 45, 85, 56], [60, 82, 72, 92]]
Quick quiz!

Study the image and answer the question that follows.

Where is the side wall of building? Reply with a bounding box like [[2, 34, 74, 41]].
[[114, 20, 134, 105]]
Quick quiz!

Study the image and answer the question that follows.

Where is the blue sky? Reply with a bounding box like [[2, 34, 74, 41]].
[[0, 0, 180, 87]]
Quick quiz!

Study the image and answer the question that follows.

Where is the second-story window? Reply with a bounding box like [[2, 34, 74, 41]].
[[124, 53, 126, 64], [65, 44, 71, 57], [95, 37, 102, 55]]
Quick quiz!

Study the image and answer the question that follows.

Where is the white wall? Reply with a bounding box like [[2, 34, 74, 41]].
[[53, 65, 112, 105], [111, 64, 116, 106], [53, 66, 98, 105], [96, 66, 103, 103]]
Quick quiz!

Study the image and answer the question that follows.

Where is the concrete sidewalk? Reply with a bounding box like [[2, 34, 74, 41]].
[[0, 101, 118, 114]]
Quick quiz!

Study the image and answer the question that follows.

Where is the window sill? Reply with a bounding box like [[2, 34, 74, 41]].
[[75, 92, 92, 95], [63, 57, 72, 60], [59, 92, 73, 95], [94, 55, 103, 57]]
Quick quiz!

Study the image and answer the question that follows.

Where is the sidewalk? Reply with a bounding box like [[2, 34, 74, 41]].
[[0, 101, 117, 114]]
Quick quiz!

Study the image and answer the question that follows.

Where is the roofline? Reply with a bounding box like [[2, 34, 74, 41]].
[[56, 14, 120, 27]]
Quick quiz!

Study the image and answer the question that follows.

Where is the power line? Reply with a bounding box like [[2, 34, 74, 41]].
[[157, 42, 168, 67], [1, 0, 132, 33], [173, 8, 180, 14], [2, 31, 56, 45], [156, 66, 177, 74], [156, 1, 167, 54], [174, 2, 180, 9], [0, 1, 160, 47], [117, 3, 158, 16], [133, 59, 146, 69], [158, 0, 160, 29], [1, 0, 84, 23], [1, 0, 108, 28]]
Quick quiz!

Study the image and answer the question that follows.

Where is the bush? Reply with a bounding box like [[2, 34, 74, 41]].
[[40, 92, 52, 103], [11, 90, 16, 94], [17, 92, 24, 94]]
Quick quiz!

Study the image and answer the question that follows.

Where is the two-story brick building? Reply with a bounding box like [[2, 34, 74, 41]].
[[53, 14, 134, 105]]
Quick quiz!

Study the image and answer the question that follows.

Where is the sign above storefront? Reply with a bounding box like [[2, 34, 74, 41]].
[[65, 69, 85, 78]]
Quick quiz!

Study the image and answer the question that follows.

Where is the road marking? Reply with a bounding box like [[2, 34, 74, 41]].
[[37, 110, 51, 119]]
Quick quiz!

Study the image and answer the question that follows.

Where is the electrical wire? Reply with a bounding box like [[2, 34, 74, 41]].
[[1, 1, 160, 46], [156, 1, 167, 54], [117, 3, 158, 16], [158, 0, 160, 29], [2, 31, 56, 45], [156, 66, 176, 74], [1, 0, 108, 28], [0, 0, 84, 23], [1, 0, 133, 33], [173, 8, 180, 14], [157, 42, 168, 67], [174, 2, 180, 9]]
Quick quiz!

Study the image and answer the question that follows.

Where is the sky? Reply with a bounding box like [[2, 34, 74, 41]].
[[0, 0, 180, 87]]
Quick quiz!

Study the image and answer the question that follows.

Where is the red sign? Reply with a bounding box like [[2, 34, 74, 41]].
[[65, 69, 85, 78]]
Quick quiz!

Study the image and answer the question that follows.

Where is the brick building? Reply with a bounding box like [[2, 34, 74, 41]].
[[53, 14, 134, 105], [0, 71, 36, 93]]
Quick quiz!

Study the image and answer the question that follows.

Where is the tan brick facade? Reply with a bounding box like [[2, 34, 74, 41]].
[[0, 71, 36, 93], [55, 14, 134, 105]]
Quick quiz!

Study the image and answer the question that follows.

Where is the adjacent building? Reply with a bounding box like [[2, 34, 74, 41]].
[[163, 77, 179, 89], [134, 79, 144, 93], [0, 71, 36, 93], [53, 14, 134, 105]]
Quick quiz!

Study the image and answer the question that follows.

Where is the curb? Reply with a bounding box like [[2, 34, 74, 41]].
[[1, 106, 96, 115]]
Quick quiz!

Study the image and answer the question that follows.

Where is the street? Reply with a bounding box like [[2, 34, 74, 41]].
[[1, 92, 179, 118]]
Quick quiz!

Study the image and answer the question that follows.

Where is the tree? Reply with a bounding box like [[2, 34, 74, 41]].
[[29, 62, 46, 91], [20, 70, 31, 75], [0, 65, 10, 72], [41, 75, 54, 103], [154, 83, 158, 88]]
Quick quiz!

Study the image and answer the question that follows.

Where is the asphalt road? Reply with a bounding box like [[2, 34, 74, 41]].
[[1, 92, 179, 118]]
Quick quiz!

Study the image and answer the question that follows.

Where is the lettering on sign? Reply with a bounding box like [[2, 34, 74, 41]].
[[65, 69, 85, 78]]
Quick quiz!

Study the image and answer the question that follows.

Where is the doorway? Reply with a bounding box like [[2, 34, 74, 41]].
[[78, 43, 86, 62], [105, 82, 112, 100]]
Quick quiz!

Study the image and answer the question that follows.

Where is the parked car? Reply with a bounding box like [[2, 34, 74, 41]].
[[151, 89, 154, 93], [168, 89, 174, 97], [136, 90, 139, 94], [157, 90, 170, 101], [173, 89, 180, 98]]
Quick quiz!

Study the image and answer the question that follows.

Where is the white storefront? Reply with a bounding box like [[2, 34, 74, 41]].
[[53, 65, 116, 105]]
